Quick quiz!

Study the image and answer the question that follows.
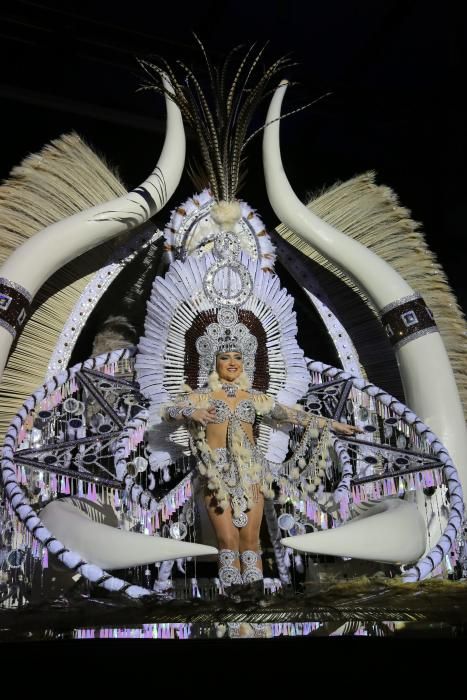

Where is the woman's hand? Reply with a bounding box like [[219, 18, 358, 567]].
[[330, 420, 363, 436], [192, 407, 217, 427]]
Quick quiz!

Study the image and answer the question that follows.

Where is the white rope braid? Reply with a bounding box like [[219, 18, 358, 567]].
[[1, 347, 154, 598], [307, 359, 464, 581]]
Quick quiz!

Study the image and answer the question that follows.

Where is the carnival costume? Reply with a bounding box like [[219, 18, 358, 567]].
[[0, 40, 465, 608], [135, 222, 335, 589]]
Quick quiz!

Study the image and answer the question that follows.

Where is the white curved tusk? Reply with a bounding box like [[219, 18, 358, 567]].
[[263, 81, 412, 308], [40, 498, 217, 570], [0, 76, 185, 379], [281, 498, 427, 564], [263, 82, 467, 495]]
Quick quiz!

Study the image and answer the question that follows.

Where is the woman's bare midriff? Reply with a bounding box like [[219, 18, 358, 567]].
[[205, 420, 254, 449]]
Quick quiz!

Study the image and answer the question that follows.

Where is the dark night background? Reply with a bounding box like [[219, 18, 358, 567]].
[[1, 2, 466, 661], [0, 0, 465, 312]]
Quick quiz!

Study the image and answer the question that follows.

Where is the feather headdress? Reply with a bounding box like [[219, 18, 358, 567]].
[[138, 37, 299, 202]]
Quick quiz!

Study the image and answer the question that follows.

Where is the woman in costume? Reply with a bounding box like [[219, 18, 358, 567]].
[[161, 337, 360, 591], [138, 207, 362, 591]]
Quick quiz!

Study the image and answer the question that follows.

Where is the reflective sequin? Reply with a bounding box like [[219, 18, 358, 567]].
[[209, 399, 256, 424]]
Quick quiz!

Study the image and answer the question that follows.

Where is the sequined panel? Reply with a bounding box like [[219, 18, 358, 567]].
[[235, 400, 256, 424], [209, 399, 256, 424]]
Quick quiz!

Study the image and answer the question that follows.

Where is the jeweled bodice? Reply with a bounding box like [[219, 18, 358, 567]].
[[209, 398, 256, 425]]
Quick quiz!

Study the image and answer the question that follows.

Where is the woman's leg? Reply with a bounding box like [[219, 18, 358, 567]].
[[204, 492, 241, 589], [239, 493, 264, 583]]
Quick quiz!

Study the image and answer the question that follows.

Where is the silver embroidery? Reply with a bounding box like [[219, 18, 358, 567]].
[[240, 550, 263, 583], [232, 513, 248, 528], [218, 549, 242, 587], [165, 398, 195, 421], [379, 291, 423, 316], [209, 399, 256, 424]]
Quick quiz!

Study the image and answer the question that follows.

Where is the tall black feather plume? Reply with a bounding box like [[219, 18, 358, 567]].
[[138, 38, 298, 202]]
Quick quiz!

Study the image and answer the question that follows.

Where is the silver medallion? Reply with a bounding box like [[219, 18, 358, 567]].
[[232, 512, 248, 528]]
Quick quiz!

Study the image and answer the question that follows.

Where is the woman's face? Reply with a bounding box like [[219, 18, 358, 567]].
[[216, 351, 243, 382]]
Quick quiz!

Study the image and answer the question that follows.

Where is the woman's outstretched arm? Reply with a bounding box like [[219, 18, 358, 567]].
[[253, 394, 362, 436]]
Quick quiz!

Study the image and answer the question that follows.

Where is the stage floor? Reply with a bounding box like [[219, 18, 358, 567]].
[[2, 576, 466, 642]]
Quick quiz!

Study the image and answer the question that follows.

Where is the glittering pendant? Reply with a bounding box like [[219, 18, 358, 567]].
[[232, 512, 248, 528], [222, 383, 238, 398]]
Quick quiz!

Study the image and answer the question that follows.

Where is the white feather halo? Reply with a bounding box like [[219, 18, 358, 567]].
[[136, 251, 309, 466]]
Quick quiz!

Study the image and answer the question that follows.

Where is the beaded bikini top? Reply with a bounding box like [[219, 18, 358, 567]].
[[208, 398, 256, 425]]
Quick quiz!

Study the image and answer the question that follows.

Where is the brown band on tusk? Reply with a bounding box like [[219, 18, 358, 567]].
[[380, 292, 438, 350], [0, 278, 32, 339]]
